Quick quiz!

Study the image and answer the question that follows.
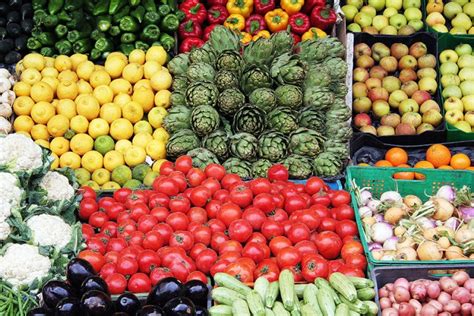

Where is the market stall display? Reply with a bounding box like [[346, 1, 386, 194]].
[[425, 0, 474, 34]]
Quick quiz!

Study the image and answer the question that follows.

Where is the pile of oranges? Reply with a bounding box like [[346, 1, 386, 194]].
[[359, 144, 473, 180]]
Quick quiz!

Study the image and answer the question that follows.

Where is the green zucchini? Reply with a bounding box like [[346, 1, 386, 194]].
[[303, 284, 322, 315], [356, 288, 375, 301], [209, 305, 232, 316], [254, 277, 270, 302], [265, 281, 279, 308], [247, 290, 266, 316], [329, 273, 358, 303], [279, 269, 295, 311], [315, 278, 341, 304], [349, 311, 360, 316], [301, 304, 318, 316], [339, 296, 368, 314], [347, 276, 374, 289], [335, 303, 350, 316], [363, 301, 379, 315], [212, 287, 245, 306], [266, 308, 276, 316], [316, 288, 336, 316], [273, 302, 290, 316], [214, 273, 252, 296], [295, 284, 308, 298], [233, 299, 251, 316]]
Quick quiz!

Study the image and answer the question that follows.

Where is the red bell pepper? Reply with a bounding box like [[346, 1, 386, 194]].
[[203, 24, 219, 41], [179, 0, 207, 24], [245, 14, 266, 35], [289, 12, 310, 35], [207, 5, 228, 24], [179, 37, 205, 53], [302, 0, 326, 14], [178, 20, 203, 39], [292, 33, 301, 44], [207, 0, 227, 6], [254, 0, 275, 16], [310, 6, 336, 31]]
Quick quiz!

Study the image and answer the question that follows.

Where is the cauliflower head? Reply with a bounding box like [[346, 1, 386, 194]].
[[0, 134, 43, 172], [0, 243, 51, 287], [0, 172, 22, 222], [39, 171, 75, 202], [0, 221, 10, 241], [26, 214, 72, 249]]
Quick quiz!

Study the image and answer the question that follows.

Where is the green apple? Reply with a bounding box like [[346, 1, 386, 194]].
[[383, 7, 398, 18], [354, 12, 373, 27], [452, 0, 468, 7], [388, 89, 408, 108], [419, 77, 438, 95], [386, 0, 402, 10], [443, 2, 463, 19], [445, 109, 464, 125], [342, 5, 359, 21], [462, 95, 474, 111], [460, 80, 474, 96], [440, 49, 459, 63], [426, 12, 446, 26], [408, 19, 424, 31], [373, 15, 389, 30], [347, 0, 364, 9], [389, 13, 408, 29], [432, 24, 449, 32], [443, 96, 464, 112], [441, 74, 461, 88], [402, 0, 420, 9], [348, 23, 363, 32], [440, 61, 459, 75], [454, 121, 471, 133], [463, 2, 474, 19], [455, 43, 473, 56], [458, 54, 474, 68], [417, 68, 437, 79], [361, 5, 377, 17], [404, 7, 422, 20], [464, 111, 474, 127], [442, 85, 463, 99], [452, 13, 472, 30], [398, 25, 416, 35], [368, 0, 386, 12], [459, 67, 474, 81], [450, 27, 468, 34], [380, 25, 398, 34], [399, 98, 419, 114]]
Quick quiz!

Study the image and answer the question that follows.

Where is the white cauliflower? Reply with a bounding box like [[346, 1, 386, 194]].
[[0, 244, 51, 288], [39, 171, 74, 202], [0, 221, 10, 240], [26, 214, 72, 249], [0, 172, 22, 222], [0, 134, 43, 172]]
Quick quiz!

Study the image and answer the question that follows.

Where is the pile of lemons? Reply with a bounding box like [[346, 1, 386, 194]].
[[12, 47, 172, 190]]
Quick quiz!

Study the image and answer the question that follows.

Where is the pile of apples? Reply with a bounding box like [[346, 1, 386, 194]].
[[352, 41, 443, 137], [426, 0, 474, 34], [440, 44, 474, 133], [342, 0, 424, 35]]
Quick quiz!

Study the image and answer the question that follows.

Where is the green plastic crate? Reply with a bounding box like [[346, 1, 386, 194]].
[[346, 166, 474, 267]]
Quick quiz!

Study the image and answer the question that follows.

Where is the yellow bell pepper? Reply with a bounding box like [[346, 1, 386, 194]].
[[240, 31, 253, 44], [224, 14, 246, 31], [226, 0, 254, 18], [264, 9, 289, 33], [302, 27, 327, 41], [252, 30, 271, 41], [281, 0, 304, 15]]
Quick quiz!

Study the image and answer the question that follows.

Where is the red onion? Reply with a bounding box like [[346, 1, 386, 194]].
[[380, 297, 392, 309], [452, 287, 471, 304], [461, 303, 472, 316], [421, 303, 439, 316], [382, 308, 398, 316], [427, 282, 441, 299], [409, 299, 422, 314], [438, 292, 452, 305], [441, 277, 459, 294], [445, 300, 461, 314], [463, 279, 474, 293], [394, 278, 410, 289], [410, 283, 426, 301], [452, 271, 469, 286], [459, 206, 474, 221], [429, 300, 444, 312]]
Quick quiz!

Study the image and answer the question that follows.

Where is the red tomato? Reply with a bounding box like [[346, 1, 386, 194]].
[[201, 178, 221, 195], [99, 263, 116, 279], [213, 189, 230, 203], [261, 220, 284, 240], [79, 199, 99, 221], [137, 250, 161, 273], [337, 265, 365, 278], [119, 245, 143, 260], [314, 231, 343, 260], [335, 220, 358, 239], [189, 243, 207, 260], [249, 178, 272, 195], [287, 223, 311, 244], [169, 231, 194, 251], [153, 223, 173, 244], [193, 225, 212, 246], [341, 241, 364, 259], [106, 273, 127, 294], [188, 187, 210, 208], [267, 164, 289, 182], [221, 174, 242, 190], [328, 259, 345, 273], [295, 240, 318, 257], [288, 264, 304, 282], [153, 178, 180, 196], [218, 240, 242, 254], [204, 163, 226, 180], [210, 232, 229, 251], [254, 259, 280, 282], [228, 219, 252, 243], [170, 262, 191, 283], [247, 232, 266, 244], [175, 155, 193, 174], [78, 250, 105, 273], [86, 236, 108, 255], [129, 202, 149, 222], [253, 193, 276, 213], [187, 207, 207, 224], [125, 192, 148, 208], [148, 193, 170, 209], [242, 207, 266, 231], [98, 197, 114, 210], [127, 273, 151, 293], [298, 210, 321, 231], [305, 177, 328, 195], [311, 192, 331, 207], [204, 200, 221, 219], [186, 271, 208, 283], [106, 238, 127, 253], [225, 262, 254, 282], [207, 219, 226, 234], [318, 217, 338, 232], [268, 208, 288, 223], [269, 236, 292, 256], [142, 231, 163, 251], [284, 195, 307, 214], [301, 254, 329, 282], [334, 205, 355, 221], [116, 256, 138, 278], [195, 248, 218, 274], [217, 202, 242, 227], [311, 205, 330, 218], [102, 203, 124, 221], [330, 190, 351, 207], [159, 161, 175, 176], [104, 251, 119, 264], [82, 224, 94, 242], [210, 259, 230, 276], [79, 186, 97, 200], [137, 215, 158, 233], [272, 194, 285, 209], [229, 184, 253, 208], [220, 251, 241, 263], [150, 267, 174, 285], [242, 242, 265, 264], [276, 247, 301, 268], [344, 253, 367, 271], [116, 211, 132, 224], [128, 231, 145, 246], [165, 212, 189, 231], [167, 195, 190, 213]]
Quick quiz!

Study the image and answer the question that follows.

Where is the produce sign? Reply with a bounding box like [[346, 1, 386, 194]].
[[166, 26, 350, 180], [28, 0, 180, 58], [12, 49, 171, 191], [342, 0, 423, 35], [425, 0, 474, 34], [0, 133, 82, 315], [352, 40, 442, 137], [78, 157, 365, 296], [0, 68, 15, 134]]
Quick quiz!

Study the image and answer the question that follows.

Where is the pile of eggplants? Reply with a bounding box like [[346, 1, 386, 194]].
[[0, 0, 33, 64]]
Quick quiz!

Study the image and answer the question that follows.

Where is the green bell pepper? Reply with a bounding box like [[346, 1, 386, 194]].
[[109, 0, 127, 15], [48, 0, 64, 15], [55, 40, 72, 55], [43, 15, 59, 29], [119, 16, 139, 32], [90, 48, 102, 61], [73, 39, 92, 54], [92, 0, 110, 16], [40, 47, 55, 57], [91, 30, 106, 41], [141, 24, 161, 42], [161, 14, 179, 32], [67, 29, 90, 43], [66, 11, 85, 29], [26, 38, 42, 50], [129, 0, 141, 6], [32, 0, 47, 11], [158, 4, 171, 17], [131, 6, 145, 23], [176, 10, 186, 22], [135, 40, 149, 50], [95, 38, 114, 53], [143, 11, 160, 25], [97, 16, 112, 32], [119, 43, 134, 55], [121, 32, 137, 43], [159, 33, 175, 52], [112, 5, 131, 23], [64, 0, 83, 12], [143, 0, 157, 12], [55, 24, 68, 38], [57, 11, 72, 22], [109, 25, 121, 37], [33, 10, 48, 25], [37, 32, 55, 46]]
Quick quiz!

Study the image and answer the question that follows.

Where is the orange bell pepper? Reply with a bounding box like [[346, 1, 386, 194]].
[[252, 30, 271, 40], [224, 13, 246, 31], [264, 9, 289, 32], [240, 31, 253, 44], [226, 0, 254, 18], [280, 0, 304, 15], [301, 27, 327, 41]]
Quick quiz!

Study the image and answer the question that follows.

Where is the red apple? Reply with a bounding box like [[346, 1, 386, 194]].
[[372, 100, 391, 117], [353, 82, 368, 98], [417, 54, 437, 69], [391, 43, 409, 60], [353, 67, 370, 82], [409, 42, 428, 58], [401, 81, 419, 97], [354, 113, 372, 127], [356, 55, 375, 68], [399, 68, 418, 83], [371, 43, 391, 62], [380, 56, 398, 72], [398, 55, 418, 70], [366, 78, 382, 89], [382, 76, 401, 93], [420, 100, 440, 114], [354, 43, 372, 59], [353, 97, 372, 113], [381, 113, 401, 128], [360, 125, 377, 135], [412, 90, 431, 105], [369, 66, 388, 79], [417, 123, 435, 134], [395, 123, 416, 135], [377, 125, 396, 136], [362, 26, 378, 34], [368, 87, 389, 102]]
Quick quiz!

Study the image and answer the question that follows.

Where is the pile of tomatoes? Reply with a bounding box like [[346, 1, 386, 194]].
[[77, 157, 366, 295]]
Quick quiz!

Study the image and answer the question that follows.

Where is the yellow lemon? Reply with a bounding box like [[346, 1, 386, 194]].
[[95, 65, 105, 71], [134, 79, 152, 90], [57, 99, 77, 119], [22, 53, 45, 71], [154, 90, 171, 108], [90, 70, 111, 88], [84, 180, 100, 190], [70, 53, 88, 70], [100, 103, 122, 123], [56, 80, 78, 100], [115, 139, 132, 155], [133, 132, 153, 149], [58, 70, 78, 82], [153, 127, 169, 143], [152, 159, 167, 172], [129, 49, 146, 65], [44, 57, 55, 68], [13, 115, 34, 132], [60, 151, 81, 169], [93, 85, 114, 105], [76, 95, 100, 120], [47, 114, 69, 137], [41, 67, 59, 78], [70, 133, 94, 155], [54, 55, 72, 72], [50, 137, 70, 156], [30, 81, 54, 102], [110, 118, 134, 140], [51, 99, 59, 108], [107, 52, 127, 62], [77, 79, 93, 94], [134, 121, 153, 134], [81, 151, 103, 172], [110, 79, 132, 95], [13, 96, 35, 115], [75, 168, 91, 185], [150, 70, 172, 91], [92, 168, 110, 185], [88, 118, 110, 138], [105, 56, 127, 78], [146, 46, 167, 65], [104, 150, 125, 171], [40, 77, 58, 91], [20, 68, 42, 85], [122, 101, 143, 123], [70, 115, 89, 133], [35, 139, 49, 148], [114, 93, 131, 106], [30, 124, 49, 140], [144, 61, 162, 79], [31, 102, 55, 124], [146, 139, 166, 160], [132, 87, 155, 112], [76, 61, 95, 81], [102, 181, 121, 189], [122, 63, 143, 84], [50, 153, 59, 169], [13, 82, 31, 97], [147, 106, 167, 128], [124, 145, 146, 167]]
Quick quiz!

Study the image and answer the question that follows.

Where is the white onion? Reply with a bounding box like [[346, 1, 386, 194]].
[[380, 191, 402, 203], [445, 217, 461, 231], [360, 189, 372, 206], [416, 217, 436, 230], [371, 222, 394, 243], [383, 237, 399, 250], [367, 199, 381, 212], [369, 242, 382, 251], [359, 206, 372, 218], [436, 185, 456, 202], [374, 214, 384, 222]]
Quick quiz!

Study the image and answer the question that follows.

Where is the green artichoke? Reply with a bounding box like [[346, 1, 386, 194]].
[[331, 81, 349, 98], [217, 88, 246, 117], [325, 122, 353, 142], [297, 107, 326, 133], [171, 76, 189, 93], [323, 140, 349, 158], [249, 88, 277, 113], [203, 129, 230, 161], [209, 25, 241, 53], [232, 105, 266, 135], [275, 85, 303, 110], [303, 86, 335, 110], [270, 53, 306, 86], [258, 131, 289, 162], [281, 154, 313, 179], [243, 37, 274, 66], [163, 105, 191, 134], [190, 105, 220, 137], [323, 37, 346, 59], [326, 103, 351, 122], [216, 51, 242, 74], [222, 157, 252, 179], [297, 39, 329, 63], [170, 92, 186, 107], [214, 70, 239, 92], [267, 107, 299, 135], [289, 128, 325, 158], [322, 57, 348, 80], [187, 148, 220, 169], [166, 129, 200, 160], [304, 65, 331, 88], [251, 159, 273, 178], [168, 53, 190, 76], [189, 45, 217, 66], [241, 66, 273, 95], [186, 62, 216, 82], [312, 152, 343, 177], [270, 30, 294, 57], [229, 132, 259, 162], [185, 82, 219, 107]]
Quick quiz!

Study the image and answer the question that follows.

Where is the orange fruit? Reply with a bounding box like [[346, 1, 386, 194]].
[[438, 165, 453, 170], [375, 160, 393, 167], [426, 144, 451, 168], [393, 164, 415, 180], [450, 153, 471, 170], [414, 160, 434, 180], [385, 148, 408, 166]]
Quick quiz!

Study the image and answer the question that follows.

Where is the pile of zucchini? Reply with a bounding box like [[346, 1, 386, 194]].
[[210, 271, 379, 316]]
